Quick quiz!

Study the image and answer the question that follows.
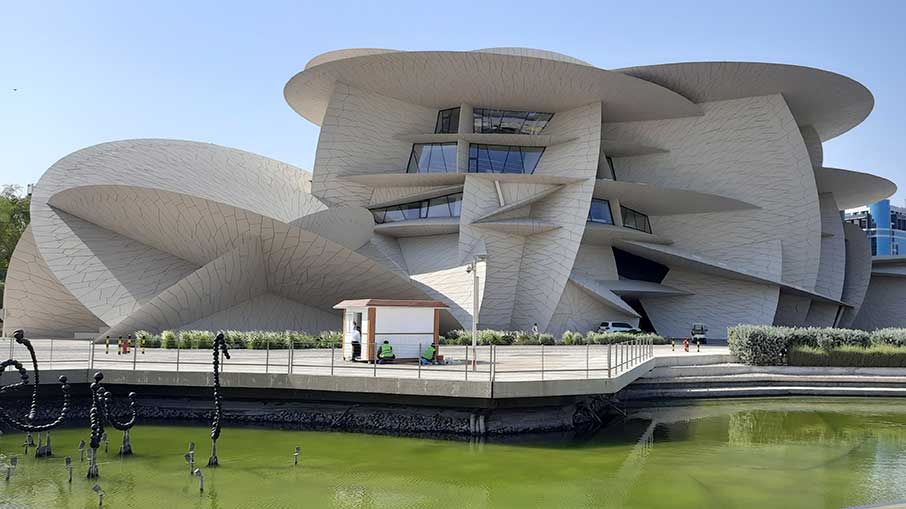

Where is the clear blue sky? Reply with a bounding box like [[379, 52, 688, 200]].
[[2, 0, 905, 205]]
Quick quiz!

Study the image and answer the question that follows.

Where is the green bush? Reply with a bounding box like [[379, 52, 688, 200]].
[[161, 330, 178, 349], [222, 330, 248, 350], [788, 344, 906, 367], [317, 330, 343, 348], [179, 330, 214, 349], [514, 332, 540, 345], [729, 325, 879, 366], [561, 331, 586, 345], [538, 333, 555, 345], [870, 328, 906, 347], [133, 330, 161, 348], [287, 331, 317, 349]]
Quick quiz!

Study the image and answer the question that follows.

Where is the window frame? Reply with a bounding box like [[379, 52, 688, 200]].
[[587, 198, 615, 225], [370, 192, 464, 224], [620, 205, 652, 234], [434, 107, 461, 134], [467, 143, 544, 174], [407, 142, 458, 174]]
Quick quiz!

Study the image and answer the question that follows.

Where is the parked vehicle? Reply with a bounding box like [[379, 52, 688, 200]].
[[597, 321, 641, 334]]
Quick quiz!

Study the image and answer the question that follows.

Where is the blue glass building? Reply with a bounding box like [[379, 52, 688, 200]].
[[845, 199, 906, 256]]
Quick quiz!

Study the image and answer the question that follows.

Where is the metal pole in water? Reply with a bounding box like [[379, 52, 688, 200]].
[[293, 446, 300, 466]]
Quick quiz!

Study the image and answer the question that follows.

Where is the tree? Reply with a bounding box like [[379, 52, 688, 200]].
[[0, 185, 31, 303]]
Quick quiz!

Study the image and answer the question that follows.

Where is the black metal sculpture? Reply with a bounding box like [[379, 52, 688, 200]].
[[0, 329, 71, 457], [86, 372, 137, 478], [207, 332, 230, 466]]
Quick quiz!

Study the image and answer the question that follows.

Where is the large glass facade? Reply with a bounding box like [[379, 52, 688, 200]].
[[435, 107, 460, 134], [468, 144, 544, 174], [621, 206, 651, 234], [587, 199, 614, 224], [473, 108, 553, 135], [371, 193, 463, 224], [407, 143, 457, 173]]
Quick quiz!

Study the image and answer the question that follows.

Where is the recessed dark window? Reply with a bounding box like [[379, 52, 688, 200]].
[[587, 199, 614, 224], [621, 206, 652, 234], [605, 156, 616, 180], [407, 143, 457, 173], [435, 107, 460, 134], [468, 144, 543, 174], [473, 108, 553, 135], [371, 193, 464, 224]]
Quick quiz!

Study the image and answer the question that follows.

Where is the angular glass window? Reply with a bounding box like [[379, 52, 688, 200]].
[[370, 193, 464, 224], [468, 144, 544, 174], [587, 199, 614, 224], [435, 107, 460, 134], [473, 108, 554, 135], [621, 206, 652, 234], [407, 143, 457, 173]]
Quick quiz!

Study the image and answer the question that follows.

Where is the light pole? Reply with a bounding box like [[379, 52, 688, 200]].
[[466, 254, 486, 371]]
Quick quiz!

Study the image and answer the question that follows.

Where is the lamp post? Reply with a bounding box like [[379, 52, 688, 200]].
[[466, 254, 486, 371]]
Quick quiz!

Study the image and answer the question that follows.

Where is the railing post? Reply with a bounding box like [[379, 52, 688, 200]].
[[176, 340, 181, 372], [607, 343, 612, 378], [89, 338, 95, 370], [464, 346, 469, 381], [490, 344, 495, 382], [417, 343, 422, 379], [288, 338, 294, 375], [585, 341, 590, 379], [265, 337, 270, 374], [330, 344, 335, 376], [49, 338, 54, 368], [132, 338, 138, 371], [373, 348, 378, 377], [541, 343, 545, 381]]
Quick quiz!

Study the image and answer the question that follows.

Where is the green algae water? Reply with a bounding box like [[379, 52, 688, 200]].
[[2, 397, 906, 508]]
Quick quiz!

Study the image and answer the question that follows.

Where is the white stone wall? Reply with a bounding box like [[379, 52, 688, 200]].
[[643, 268, 780, 339], [814, 193, 846, 300], [3, 226, 106, 338], [838, 222, 873, 327], [606, 95, 821, 291], [312, 84, 436, 207], [851, 274, 906, 330]]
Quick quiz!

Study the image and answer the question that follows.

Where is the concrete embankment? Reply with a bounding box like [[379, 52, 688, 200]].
[[619, 363, 906, 400]]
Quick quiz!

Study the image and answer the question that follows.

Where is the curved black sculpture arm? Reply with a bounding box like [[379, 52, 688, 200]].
[[0, 330, 71, 432], [97, 388, 137, 431], [210, 332, 230, 442]]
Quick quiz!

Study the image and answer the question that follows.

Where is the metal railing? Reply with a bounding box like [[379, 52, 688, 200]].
[[4, 336, 655, 383]]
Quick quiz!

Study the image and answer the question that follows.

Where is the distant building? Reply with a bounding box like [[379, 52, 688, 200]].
[[845, 199, 906, 256]]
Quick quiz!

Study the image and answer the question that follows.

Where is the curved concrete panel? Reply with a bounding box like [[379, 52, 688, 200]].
[[286, 51, 701, 126], [2, 226, 106, 338], [815, 167, 897, 210], [619, 61, 873, 141]]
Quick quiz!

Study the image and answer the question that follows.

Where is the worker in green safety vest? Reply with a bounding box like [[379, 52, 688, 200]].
[[376, 340, 395, 364], [420, 344, 437, 365]]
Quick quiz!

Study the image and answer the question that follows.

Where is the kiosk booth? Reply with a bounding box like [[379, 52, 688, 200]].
[[333, 299, 447, 362]]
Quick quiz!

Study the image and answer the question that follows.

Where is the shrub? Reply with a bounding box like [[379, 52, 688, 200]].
[[514, 332, 540, 345], [561, 331, 586, 345], [728, 325, 789, 366], [814, 328, 870, 350], [317, 330, 343, 348], [179, 330, 214, 349], [287, 331, 317, 349], [870, 328, 906, 347], [788, 344, 906, 367], [538, 333, 556, 345], [133, 330, 161, 348], [222, 330, 248, 350], [161, 330, 178, 349]]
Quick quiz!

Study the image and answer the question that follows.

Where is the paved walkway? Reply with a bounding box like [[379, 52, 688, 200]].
[[4, 339, 730, 383]]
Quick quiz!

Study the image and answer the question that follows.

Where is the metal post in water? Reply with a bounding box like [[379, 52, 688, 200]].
[[79, 440, 85, 462], [293, 446, 300, 466], [193, 468, 204, 493], [65, 456, 73, 483], [92, 483, 105, 507]]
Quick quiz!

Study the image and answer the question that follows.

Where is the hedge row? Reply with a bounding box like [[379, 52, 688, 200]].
[[788, 344, 906, 367], [440, 329, 667, 346], [728, 325, 906, 366], [133, 330, 343, 350]]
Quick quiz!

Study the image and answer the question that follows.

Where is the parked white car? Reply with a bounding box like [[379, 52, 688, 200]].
[[597, 321, 641, 334]]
